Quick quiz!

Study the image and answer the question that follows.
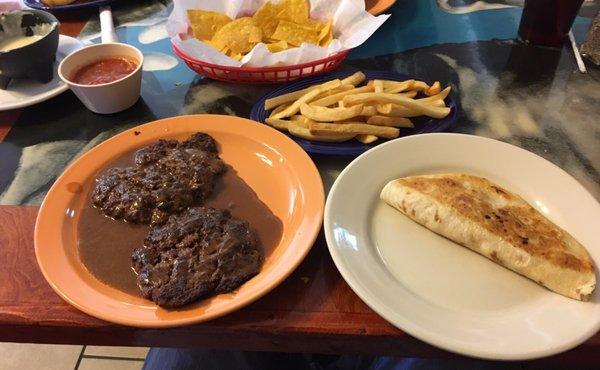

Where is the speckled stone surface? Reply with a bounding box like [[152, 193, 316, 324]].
[[582, 11, 600, 65], [0, 0, 598, 204]]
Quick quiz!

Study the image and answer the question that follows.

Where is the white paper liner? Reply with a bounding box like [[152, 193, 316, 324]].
[[167, 0, 390, 68]]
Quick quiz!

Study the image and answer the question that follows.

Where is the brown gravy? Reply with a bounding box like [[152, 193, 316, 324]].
[[77, 152, 283, 296]]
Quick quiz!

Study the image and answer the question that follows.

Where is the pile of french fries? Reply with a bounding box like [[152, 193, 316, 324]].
[[264, 71, 451, 144]]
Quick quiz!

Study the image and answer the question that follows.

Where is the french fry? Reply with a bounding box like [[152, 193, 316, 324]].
[[376, 85, 449, 117], [332, 84, 355, 92], [269, 103, 289, 118], [318, 79, 342, 91], [264, 71, 452, 146], [264, 79, 341, 110], [418, 86, 451, 103], [272, 79, 346, 119], [373, 80, 384, 93], [399, 98, 444, 107], [361, 105, 377, 116], [265, 87, 311, 110], [313, 84, 354, 101], [356, 134, 378, 144], [400, 91, 418, 99], [311, 85, 374, 107], [288, 118, 355, 142], [338, 116, 366, 123], [265, 117, 290, 130], [300, 103, 364, 122], [377, 102, 444, 117], [271, 89, 323, 119], [376, 103, 392, 115], [377, 104, 421, 118], [411, 80, 430, 92], [383, 80, 414, 93], [377, 93, 445, 115], [367, 115, 414, 128], [343, 93, 450, 119], [290, 116, 309, 129], [341, 71, 366, 86], [309, 121, 400, 139], [426, 81, 441, 96], [427, 100, 445, 107]]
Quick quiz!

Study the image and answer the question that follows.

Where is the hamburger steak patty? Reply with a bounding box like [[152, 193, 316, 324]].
[[132, 207, 263, 307], [91, 133, 225, 225]]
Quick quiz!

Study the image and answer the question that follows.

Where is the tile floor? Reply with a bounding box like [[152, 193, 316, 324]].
[[0, 343, 149, 370]]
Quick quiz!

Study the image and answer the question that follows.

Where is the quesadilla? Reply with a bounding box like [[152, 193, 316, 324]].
[[380, 173, 596, 301]]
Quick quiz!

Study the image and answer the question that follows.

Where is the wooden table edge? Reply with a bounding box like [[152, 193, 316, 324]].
[[1, 204, 599, 365]]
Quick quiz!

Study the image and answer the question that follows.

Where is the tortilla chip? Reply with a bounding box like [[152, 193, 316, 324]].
[[302, 18, 326, 31], [212, 17, 259, 54], [318, 20, 333, 46], [187, 9, 232, 40], [227, 50, 243, 61], [248, 26, 263, 44], [271, 20, 319, 46], [253, 2, 281, 37], [266, 40, 289, 52], [192, 0, 333, 59], [204, 39, 228, 52], [277, 0, 310, 24]]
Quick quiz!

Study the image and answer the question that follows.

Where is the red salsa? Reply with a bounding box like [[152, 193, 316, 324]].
[[72, 57, 138, 85]]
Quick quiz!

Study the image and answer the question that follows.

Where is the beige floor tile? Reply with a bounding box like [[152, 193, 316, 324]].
[[0, 342, 82, 370], [78, 358, 143, 370], [84, 346, 149, 359]]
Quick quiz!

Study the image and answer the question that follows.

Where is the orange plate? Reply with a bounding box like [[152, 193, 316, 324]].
[[366, 0, 396, 15], [34, 115, 324, 328]]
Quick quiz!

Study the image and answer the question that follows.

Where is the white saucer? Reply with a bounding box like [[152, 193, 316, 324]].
[[324, 133, 600, 360], [0, 35, 84, 111]]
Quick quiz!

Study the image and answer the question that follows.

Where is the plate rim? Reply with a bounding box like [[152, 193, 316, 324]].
[[366, 0, 397, 15], [34, 114, 325, 327], [0, 35, 82, 111], [324, 132, 600, 360]]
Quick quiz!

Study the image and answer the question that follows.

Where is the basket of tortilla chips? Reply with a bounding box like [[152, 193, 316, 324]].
[[167, 0, 389, 83]]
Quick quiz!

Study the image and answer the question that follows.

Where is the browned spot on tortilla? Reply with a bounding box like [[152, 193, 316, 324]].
[[490, 185, 509, 198], [490, 251, 502, 263]]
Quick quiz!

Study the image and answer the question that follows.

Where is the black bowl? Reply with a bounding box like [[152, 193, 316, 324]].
[[0, 9, 59, 90]]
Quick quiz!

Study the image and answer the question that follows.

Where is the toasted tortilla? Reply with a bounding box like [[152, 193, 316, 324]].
[[380, 173, 596, 301]]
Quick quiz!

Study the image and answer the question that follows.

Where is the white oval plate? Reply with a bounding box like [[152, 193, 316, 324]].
[[0, 35, 83, 111], [324, 133, 600, 360]]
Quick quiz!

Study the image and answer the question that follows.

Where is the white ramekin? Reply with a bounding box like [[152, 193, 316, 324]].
[[58, 43, 143, 114]]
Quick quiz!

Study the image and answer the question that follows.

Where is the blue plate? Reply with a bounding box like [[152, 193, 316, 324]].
[[250, 70, 458, 156], [24, 0, 116, 11]]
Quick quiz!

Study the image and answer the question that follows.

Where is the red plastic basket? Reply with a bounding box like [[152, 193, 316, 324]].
[[172, 43, 349, 84]]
